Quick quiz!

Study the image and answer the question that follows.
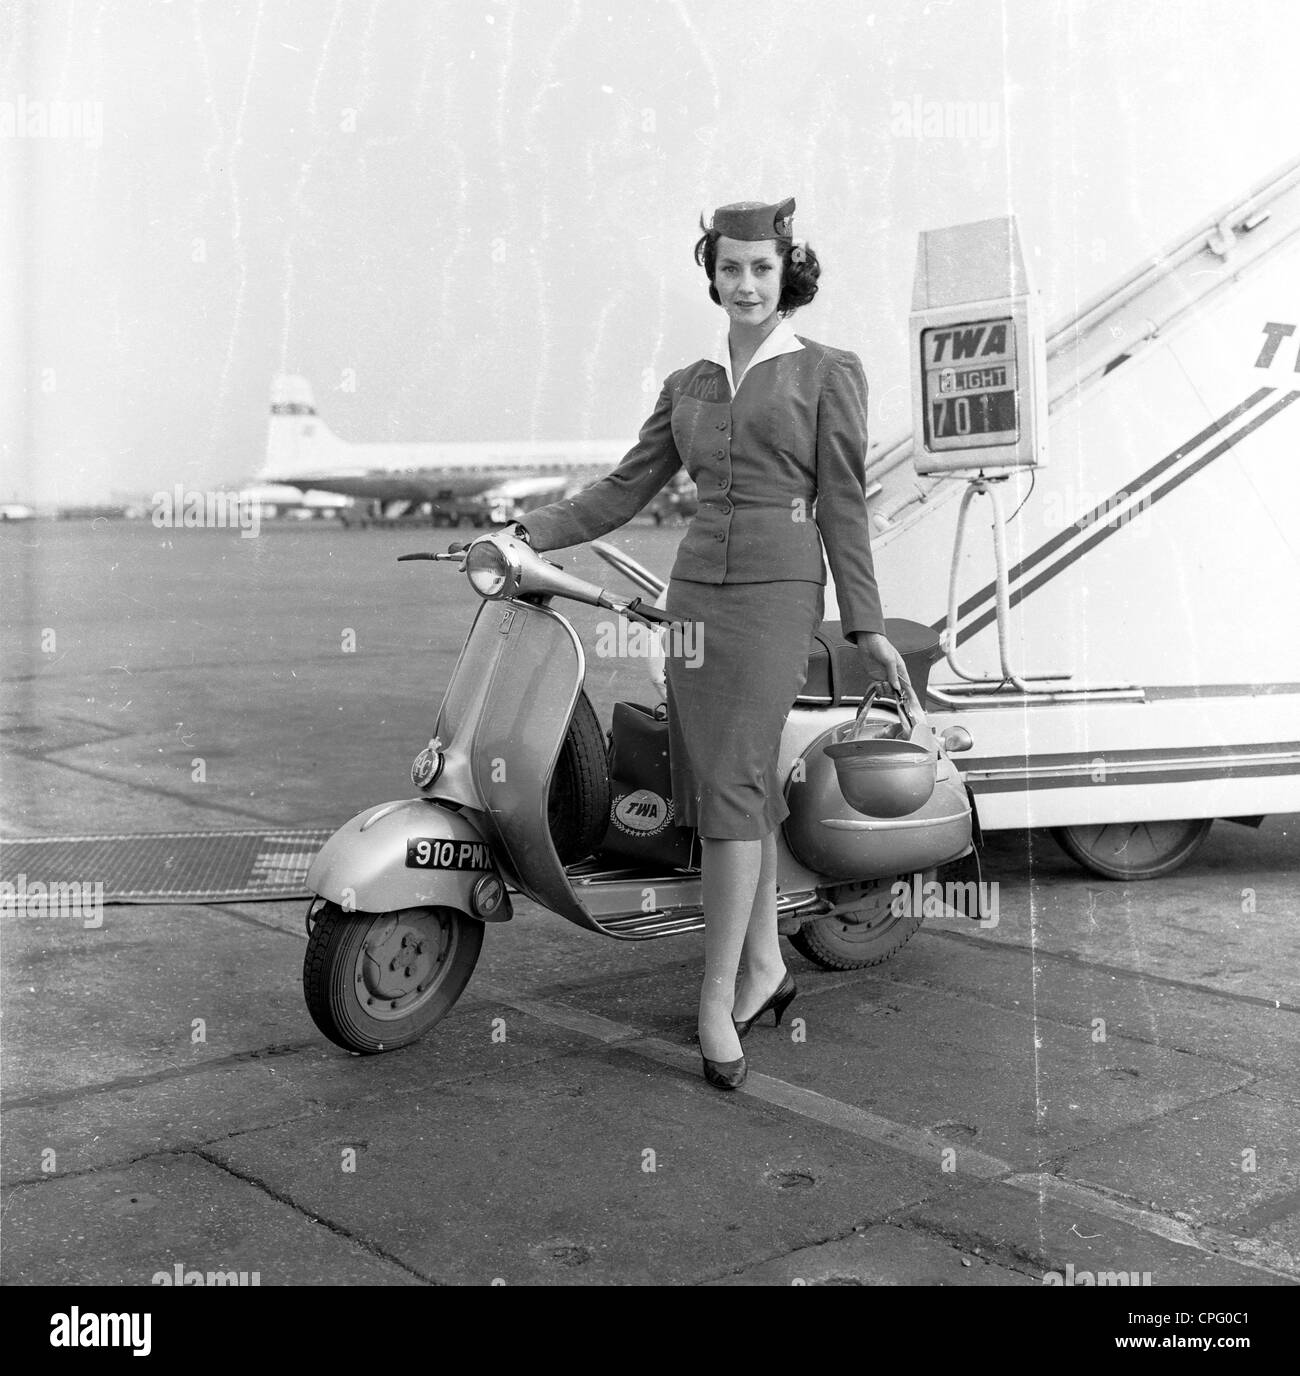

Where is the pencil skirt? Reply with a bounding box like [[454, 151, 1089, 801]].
[[663, 577, 826, 841]]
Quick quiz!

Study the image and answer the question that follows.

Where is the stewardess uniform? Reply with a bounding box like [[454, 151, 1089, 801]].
[[522, 201, 886, 840]]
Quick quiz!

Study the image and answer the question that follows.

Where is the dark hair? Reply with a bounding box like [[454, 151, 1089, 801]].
[[693, 224, 821, 314]]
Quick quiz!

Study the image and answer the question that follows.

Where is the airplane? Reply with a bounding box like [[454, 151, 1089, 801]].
[[259, 375, 634, 527], [234, 483, 352, 521]]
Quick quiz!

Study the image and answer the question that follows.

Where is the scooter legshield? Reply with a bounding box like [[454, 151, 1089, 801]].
[[307, 798, 511, 920]]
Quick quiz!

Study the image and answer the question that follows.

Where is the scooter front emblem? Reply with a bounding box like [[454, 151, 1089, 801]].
[[411, 737, 445, 789], [497, 607, 515, 634]]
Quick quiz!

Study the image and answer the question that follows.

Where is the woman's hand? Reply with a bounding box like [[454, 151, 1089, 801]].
[[854, 632, 913, 699]]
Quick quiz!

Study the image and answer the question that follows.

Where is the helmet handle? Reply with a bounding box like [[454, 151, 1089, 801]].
[[851, 684, 916, 739]]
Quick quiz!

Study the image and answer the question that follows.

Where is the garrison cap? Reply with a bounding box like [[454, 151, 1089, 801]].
[[709, 197, 796, 241]]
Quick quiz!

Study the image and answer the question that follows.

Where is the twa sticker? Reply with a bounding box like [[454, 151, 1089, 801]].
[[612, 789, 674, 836]]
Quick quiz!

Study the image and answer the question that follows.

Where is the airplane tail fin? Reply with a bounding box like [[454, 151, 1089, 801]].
[[262, 375, 349, 481]]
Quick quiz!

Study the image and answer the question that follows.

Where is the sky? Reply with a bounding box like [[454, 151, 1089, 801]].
[[3, 0, 1298, 504]]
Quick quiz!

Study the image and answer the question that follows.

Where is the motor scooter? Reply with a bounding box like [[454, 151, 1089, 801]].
[[302, 531, 979, 1053]]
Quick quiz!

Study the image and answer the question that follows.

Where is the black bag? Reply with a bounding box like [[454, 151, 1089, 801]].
[[600, 701, 700, 870], [800, 617, 944, 706]]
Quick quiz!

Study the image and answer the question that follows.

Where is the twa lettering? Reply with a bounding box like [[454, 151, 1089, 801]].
[[682, 374, 723, 402]]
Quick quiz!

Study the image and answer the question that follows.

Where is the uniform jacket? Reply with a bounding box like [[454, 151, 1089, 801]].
[[520, 323, 886, 638]]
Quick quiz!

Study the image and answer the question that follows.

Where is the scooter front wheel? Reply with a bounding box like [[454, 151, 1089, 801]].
[[303, 902, 484, 1053]]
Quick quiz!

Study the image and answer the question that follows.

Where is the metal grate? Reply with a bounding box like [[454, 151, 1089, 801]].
[[0, 829, 333, 903]]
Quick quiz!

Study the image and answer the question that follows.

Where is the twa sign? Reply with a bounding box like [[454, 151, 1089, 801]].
[[910, 215, 1047, 474]]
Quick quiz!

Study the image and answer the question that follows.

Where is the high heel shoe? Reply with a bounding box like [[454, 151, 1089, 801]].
[[700, 1051, 747, 1090], [732, 970, 798, 1039]]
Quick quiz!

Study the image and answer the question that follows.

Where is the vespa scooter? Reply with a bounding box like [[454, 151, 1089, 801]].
[[302, 531, 978, 1054]]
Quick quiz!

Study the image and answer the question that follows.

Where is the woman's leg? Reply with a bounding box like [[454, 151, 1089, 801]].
[[697, 835, 763, 1062], [733, 829, 786, 1022]]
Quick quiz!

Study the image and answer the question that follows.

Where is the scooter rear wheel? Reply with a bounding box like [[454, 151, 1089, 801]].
[[303, 902, 483, 1053], [789, 870, 934, 970]]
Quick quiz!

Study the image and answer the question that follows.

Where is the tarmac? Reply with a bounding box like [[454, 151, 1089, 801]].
[[2, 520, 1297, 1286]]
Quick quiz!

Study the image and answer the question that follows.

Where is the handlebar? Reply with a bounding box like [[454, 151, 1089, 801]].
[[398, 534, 680, 631]]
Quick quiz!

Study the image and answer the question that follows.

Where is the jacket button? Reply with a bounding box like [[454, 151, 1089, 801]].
[[714, 532, 725, 541], [720, 501, 732, 513], [715, 421, 727, 430]]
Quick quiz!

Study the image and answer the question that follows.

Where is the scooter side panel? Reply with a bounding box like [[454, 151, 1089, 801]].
[[448, 600, 607, 931], [306, 799, 511, 920]]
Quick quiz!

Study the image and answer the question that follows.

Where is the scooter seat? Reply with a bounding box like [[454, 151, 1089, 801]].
[[797, 617, 942, 707]]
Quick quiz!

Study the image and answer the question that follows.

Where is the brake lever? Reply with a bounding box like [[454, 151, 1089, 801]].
[[398, 550, 467, 563]]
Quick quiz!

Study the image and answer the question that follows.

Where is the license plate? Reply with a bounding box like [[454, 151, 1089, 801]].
[[405, 838, 493, 870]]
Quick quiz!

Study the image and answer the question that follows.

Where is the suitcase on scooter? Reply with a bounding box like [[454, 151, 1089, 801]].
[[599, 701, 700, 871]]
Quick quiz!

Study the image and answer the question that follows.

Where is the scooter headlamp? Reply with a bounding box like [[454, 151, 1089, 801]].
[[465, 540, 513, 598]]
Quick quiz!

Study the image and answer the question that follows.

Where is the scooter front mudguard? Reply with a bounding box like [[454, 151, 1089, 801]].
[[307, 798, 512, 921]]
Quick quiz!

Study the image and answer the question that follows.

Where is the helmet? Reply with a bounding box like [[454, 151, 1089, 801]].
[[824, 689, 936, 818]]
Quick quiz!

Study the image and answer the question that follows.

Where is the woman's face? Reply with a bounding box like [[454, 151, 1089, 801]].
[[713, 236, 782, 327]]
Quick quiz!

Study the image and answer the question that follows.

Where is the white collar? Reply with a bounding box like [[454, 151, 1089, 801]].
[[708, 315, 804, 396]]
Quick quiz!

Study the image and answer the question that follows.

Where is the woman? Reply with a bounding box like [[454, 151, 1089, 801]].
[[516, 198, 911, 1089]]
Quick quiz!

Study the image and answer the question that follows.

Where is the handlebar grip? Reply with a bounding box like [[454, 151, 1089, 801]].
[[628, 600, 679, 627]]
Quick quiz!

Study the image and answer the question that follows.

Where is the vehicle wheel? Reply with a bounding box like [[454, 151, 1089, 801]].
[[303, 902, 483, 1053], [786, 869, 929, 968], [789, 870, 933, 970], [547, 689, 610, 865], [1052, 819, 1213, 880]]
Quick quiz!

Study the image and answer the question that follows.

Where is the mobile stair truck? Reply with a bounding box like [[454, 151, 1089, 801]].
[[852, 156, 1300, 879]]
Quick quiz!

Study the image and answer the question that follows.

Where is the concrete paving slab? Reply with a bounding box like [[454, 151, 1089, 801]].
[[198, 1046, 969, 1286], [2, 902, 310, 1098], [881, 927, 1300, 1077], [556, 955, 1252, 1168], [708, 1222, 1036, 1285], [896, 1180, 1291, 1285], [940, 822, 1299, 1005], [0, 1152, 421, 1286], [1061, 1090, 1300, 1227], [1246, 1074, 1300, 1110], [1256, 1210, 1300, 1260], [1, 999, 602, 1185]]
